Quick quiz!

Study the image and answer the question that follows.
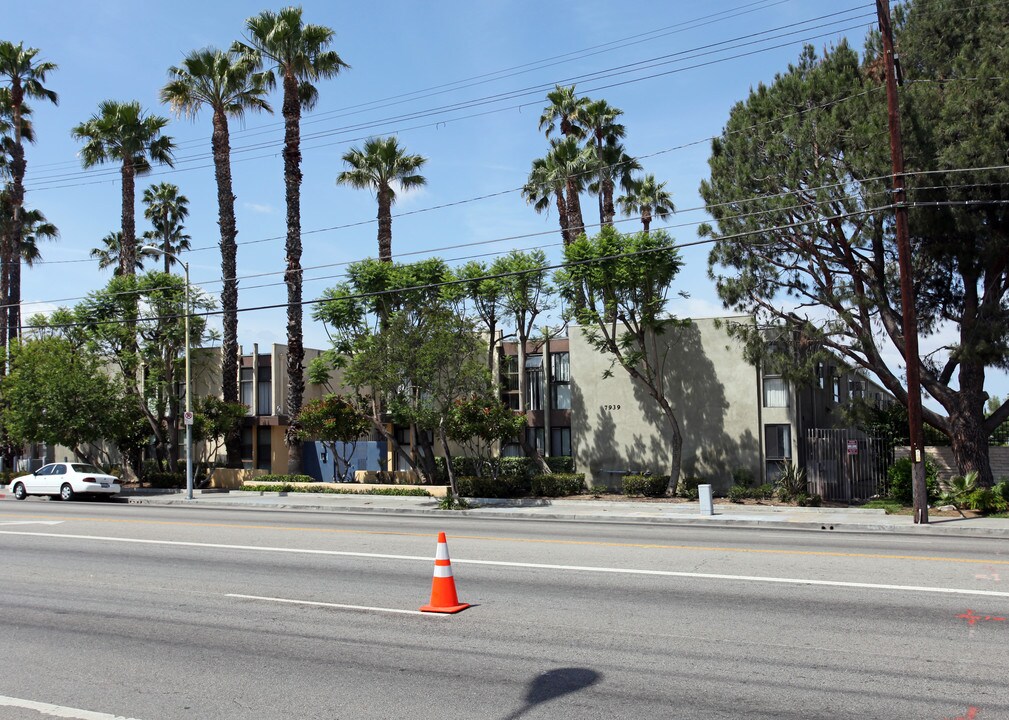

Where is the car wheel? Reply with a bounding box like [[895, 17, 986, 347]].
[[60, 483, 75, 501], [12, 482, 27, 500]]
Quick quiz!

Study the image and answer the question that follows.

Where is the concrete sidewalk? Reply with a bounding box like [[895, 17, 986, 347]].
[[104, 488, 1009, 538]]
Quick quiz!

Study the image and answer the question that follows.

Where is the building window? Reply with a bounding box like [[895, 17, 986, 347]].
[[526, 354, 544, 411], [502, 354, 519, 391], [817, 362, 825, 390], [762, 377, 788, 408], [764, 424, 791, 483], [257, 366, 272, 416], [240, 368, 254, 412], [256, 428, 271, 471], [241, 427, 254, 465], [526, 427, 545, 454], [552, 352, 571, 410], [848, 377, 864, 400], [551, 427, 572, 457], [832, 376, 842, 403]]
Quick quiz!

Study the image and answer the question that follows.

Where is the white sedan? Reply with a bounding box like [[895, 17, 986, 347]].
[[10, 463, 121, 501]]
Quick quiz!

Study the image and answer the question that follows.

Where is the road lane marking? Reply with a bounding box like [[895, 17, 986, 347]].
[[226, 593, 448, 616], [5, 530, 1009, 599], [2, 514, 1007, 566], [0, 520, 64, 526], [0, 694, 141, 719]]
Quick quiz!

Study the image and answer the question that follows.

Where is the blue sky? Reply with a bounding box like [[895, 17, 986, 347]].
[[7, 0, 1006, 406]]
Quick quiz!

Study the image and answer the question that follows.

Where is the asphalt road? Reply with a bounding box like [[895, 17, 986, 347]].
[[1, 499, 1007, 719]]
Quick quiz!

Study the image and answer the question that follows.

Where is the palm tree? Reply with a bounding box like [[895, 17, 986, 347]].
[[10, 205, 58, 267], [71, 100, 175, 276], [538, 84, 587, 140], [0, 41, 58, 344], [617, 174, 675, 234], [545, 137, 592, 242], [90, 231, 151, 275], [580, 99, 628, 227], [336, 136, 426, 262], [522, 154, 570, 245], [161, 48, 272, 467], [141, 182, 191, 274], [588, 141, 641, 228], [237, 7, 348, 473]]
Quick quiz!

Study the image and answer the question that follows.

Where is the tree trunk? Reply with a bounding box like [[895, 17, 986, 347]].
[[377, 185, 393, 262], [947, 359, 994, 486], [120, 159, 137, 276], [6, 94, 27, 345], [212, 109, 244, 469], [554, 189, 570, 246], [641, 207, 652, 235], [282, 70, 305, 475], [566, 178, 585, 242], [439, 424, 457, 497], [165, 346, 178, 473]]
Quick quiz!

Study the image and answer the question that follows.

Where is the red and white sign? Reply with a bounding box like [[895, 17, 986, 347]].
[[847, 439, 858, 455]]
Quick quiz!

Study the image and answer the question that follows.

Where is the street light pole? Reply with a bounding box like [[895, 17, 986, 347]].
[[141, 246, 193, 500]]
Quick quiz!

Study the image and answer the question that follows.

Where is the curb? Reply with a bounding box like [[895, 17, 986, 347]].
[[119, 496, 1009, 538]]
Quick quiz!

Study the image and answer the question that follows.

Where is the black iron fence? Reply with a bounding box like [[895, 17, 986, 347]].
[[805, 429, 893, 502]]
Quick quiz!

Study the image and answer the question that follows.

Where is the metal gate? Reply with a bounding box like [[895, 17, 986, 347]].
[[805, 429, 893, 501]]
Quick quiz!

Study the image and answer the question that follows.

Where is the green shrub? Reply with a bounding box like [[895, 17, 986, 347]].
[[454, 474, 530, 498], [727, 484, 751, 503], [885, 458, 940, 505], [144, 471, 184, 488], [239, 484, 430, 497], [499, 457, 536, 481], [965, 488, 1008, 514], [545, 456, 575, 474], [775, 463, 807, 502], [437, 493, 470, 510], [623, 474, 669, 498], [795, 493, 822, 507], [257, 473, 317, 485], [676, 476, 703, 500], [753, 483, 775, 500], [731, 467, 755, 487], [993, 480, 1009, 504], [531, 473, 585, 497]]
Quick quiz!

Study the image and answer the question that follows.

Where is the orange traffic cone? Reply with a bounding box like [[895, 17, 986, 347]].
[[420, 532, 471, 614]]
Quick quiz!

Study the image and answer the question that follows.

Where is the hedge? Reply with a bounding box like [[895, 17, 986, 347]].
[[531, 473, 585, 497], [623, 474, 670, 498], [454, 475, 531, 498]]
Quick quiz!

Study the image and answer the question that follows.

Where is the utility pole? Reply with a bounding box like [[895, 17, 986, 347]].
[[877, 0, 928, 524]]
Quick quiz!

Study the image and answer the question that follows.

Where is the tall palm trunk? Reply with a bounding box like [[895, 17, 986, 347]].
[[565, 178, 585, 242], [554, 189, 570, 246], [377, 185, 392, 262], [161, 205, 171, 274], [120, 157, 137, 276], [6, 88, 26, 343], [282, 70, 305, 474], [212, 109, 244, 468], [642, 206, 652, 235]]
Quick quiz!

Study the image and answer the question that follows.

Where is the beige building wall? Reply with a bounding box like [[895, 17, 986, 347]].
[[570, 316, 762, 491]]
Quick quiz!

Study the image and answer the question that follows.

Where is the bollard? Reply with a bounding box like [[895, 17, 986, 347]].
[[698, 484, 714, 516]]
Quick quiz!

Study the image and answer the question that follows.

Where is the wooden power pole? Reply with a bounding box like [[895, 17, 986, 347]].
[[877, 0, 928, 524]]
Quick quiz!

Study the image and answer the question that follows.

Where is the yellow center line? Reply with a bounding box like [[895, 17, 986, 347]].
[[3, 511, 1007, 565]]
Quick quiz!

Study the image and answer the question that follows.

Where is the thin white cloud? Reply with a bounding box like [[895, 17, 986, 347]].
[[244, 202, 275, 214]]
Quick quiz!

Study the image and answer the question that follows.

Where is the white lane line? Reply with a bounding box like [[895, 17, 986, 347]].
[[226, 593, 448, 616], [0, 694, 141, 719], [0, 520, 65, 526], [5, 530, 1009, 599]]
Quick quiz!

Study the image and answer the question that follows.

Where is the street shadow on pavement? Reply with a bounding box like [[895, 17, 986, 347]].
[[501, 667, 601, 720]]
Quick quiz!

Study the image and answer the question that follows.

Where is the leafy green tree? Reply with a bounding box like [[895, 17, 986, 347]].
[[0, 41, 57, 344], [190, 396, 249, 478], [0, 336, 123, 460], [699, 18, 1009, 485], [618, 173, 674, 235], [237, 7, 349, 474], [556, 226, 685, 489], [71, 101, 175, 276], [454, 260, 505, 370], [141, 182, 190, 273], [447, 393, 526, 482], [161, 46, 273, 469], [337, 136, 427, 263], [296, 394, 371, 481]]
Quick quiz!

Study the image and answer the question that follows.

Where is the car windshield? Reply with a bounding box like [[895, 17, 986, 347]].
[[71, 464, 107, 474]]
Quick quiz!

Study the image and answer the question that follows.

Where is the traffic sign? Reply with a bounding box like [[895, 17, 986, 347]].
[[847, 439, 858, 455], [184, 411, 194, 426]]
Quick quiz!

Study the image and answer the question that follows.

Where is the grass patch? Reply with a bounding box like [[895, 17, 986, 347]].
[[241, 484, 430, 497], [860, 499, 906, 514]]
